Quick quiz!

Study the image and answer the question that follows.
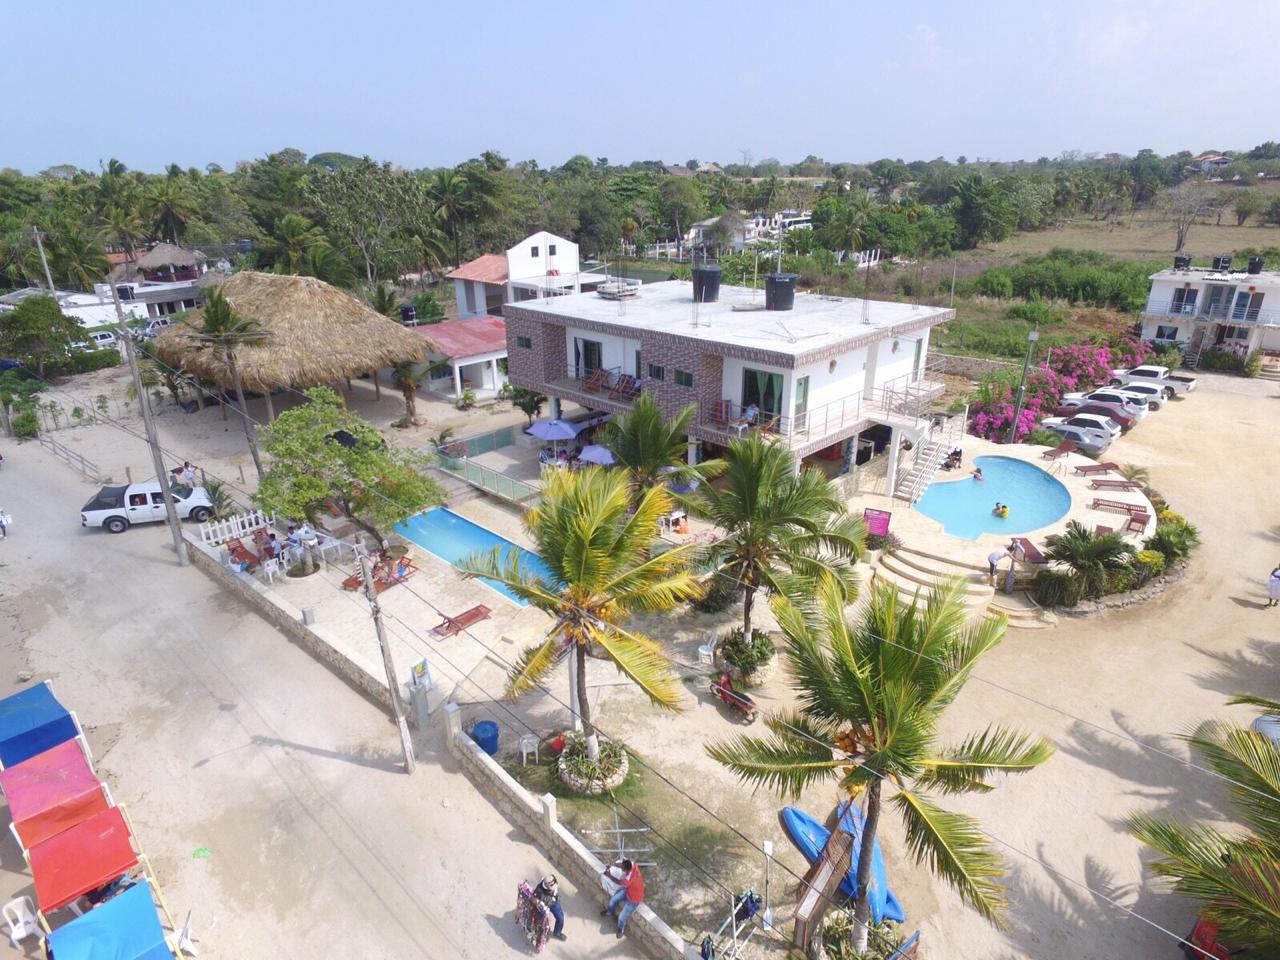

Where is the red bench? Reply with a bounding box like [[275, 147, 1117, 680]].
[[1090, 479, 1142, 491], [1073, 462, 1119, 476], [1092, 498, 1146, 516], [432, 604, 493, 638]]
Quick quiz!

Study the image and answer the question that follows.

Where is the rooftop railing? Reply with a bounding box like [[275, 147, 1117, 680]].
[[1143, 298, 1279, 326]]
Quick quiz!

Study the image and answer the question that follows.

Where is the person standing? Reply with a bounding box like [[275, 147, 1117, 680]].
[[533, 874, 566, 942], [987, 547, 1011, 587], [1268, 563, 1280, 608], [0, 505, 7, 540], [183, 461, 198, 487], [601, 858, 644, 939]]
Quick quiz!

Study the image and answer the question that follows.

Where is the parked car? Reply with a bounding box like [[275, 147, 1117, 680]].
[[1113, 382, 1169, 409], [130, 317, 175, 341], [1061, 389, 1153, 416], [1040, 423, 1111, 456], [1110, 364, 1197, 396], [1041, 413, 1122, 443], [81, 480, 213, 534], [1054, 402, 1137, 431]]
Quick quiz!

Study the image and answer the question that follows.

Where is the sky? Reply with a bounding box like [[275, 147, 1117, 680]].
[[5, 0, 1278, 174]]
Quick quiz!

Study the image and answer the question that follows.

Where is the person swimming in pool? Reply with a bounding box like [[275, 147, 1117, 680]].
[[992, 502, 1004, 516], [971, 467, 984, 481], [1000, 504, 1009, 517]]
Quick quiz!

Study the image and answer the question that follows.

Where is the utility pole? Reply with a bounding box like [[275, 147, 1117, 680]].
[[356, 546, 416, 773], [109, 283, 188, 566], [949, 258, 958, 308], [32, 227, 56, 295], [1006, 322, 1041, 445]]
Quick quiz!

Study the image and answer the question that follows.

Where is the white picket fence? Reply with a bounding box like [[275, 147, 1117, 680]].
[[198, 510, 277, 547]]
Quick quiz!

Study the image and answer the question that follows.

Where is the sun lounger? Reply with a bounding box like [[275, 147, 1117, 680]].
[[1010, 537, 1048, 565], [342, 558, 417, 592], [710, 399, 732, 424], [432, 604, 493, 637], [581, 368, 609, 392], [1073, 462, 1119, 476], [1090, 478, 1142, 491], [1094, 525, 1114, 535], [225, 537, 260, 567], [609, 374, 639, 399], [1091, 498, 1146, 516], [1041, 439, 1076, 460]]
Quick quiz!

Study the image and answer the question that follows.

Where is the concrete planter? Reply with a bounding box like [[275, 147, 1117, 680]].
[[557, 750, 629, 795]]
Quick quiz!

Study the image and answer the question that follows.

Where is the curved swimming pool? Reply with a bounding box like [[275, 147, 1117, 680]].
[[914, 455, 1071, 540]]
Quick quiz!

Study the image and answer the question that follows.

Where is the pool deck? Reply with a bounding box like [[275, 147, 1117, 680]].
[[844, 435, 1154, 567]]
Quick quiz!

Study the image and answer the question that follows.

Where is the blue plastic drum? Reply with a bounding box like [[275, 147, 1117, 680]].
[[471, 720, 499, 756]]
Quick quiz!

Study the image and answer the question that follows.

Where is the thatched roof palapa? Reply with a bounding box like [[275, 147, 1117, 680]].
[[154, 271, 427, 392], [135, 243, 207, 270]]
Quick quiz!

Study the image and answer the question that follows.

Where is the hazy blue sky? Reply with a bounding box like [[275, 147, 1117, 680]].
[[5, 0, 1277, 173]]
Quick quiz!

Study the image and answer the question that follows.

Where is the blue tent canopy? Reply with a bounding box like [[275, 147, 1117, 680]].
[[47, 881, 169, 960], [0, 683, 78, 768]]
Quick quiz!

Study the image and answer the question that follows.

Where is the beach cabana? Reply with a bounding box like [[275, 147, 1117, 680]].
[[0, 739, 109, 850], [0, 683, 82, 769], [154, 271, 427, 419], [45, 881, 171, 960]]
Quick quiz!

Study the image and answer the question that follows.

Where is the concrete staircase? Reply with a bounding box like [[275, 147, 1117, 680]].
[[895, 437, 950, 502], [866, 546, 1055, 630], [428, 467, 485, 507]]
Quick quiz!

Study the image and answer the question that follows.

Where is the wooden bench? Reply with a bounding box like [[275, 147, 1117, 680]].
[[1010, 537, 1048, 565], [1125, 512, 1151, 534], [1090, 479, 1142, 491], [1073, 462, 1119, 476], [1041, 439, 1076, 460], [1092, 498, 1146, 516], [432, 604, 493, 637]]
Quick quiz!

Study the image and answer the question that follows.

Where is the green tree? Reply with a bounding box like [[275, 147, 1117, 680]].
[[951, 175, 1016, 248], [1128, 693, 1280, 951], [600, 392, 717, 503], [0, 295, 81, 377], [192, 290, 268, 480], [506, 386, 546, 425], [815, 194, 875, 254], [457, 467, 701, 761], [1044, 520, 1135, 598], [709, 579, 1055, 949], [142, 179, 196, 243], [694, 433, 865, 642], [657, 178, 706, 252], [255, 386, 443, 546], [867, 158, 910, 198], [47, 224, 109, 290], [1233, 190, 1264, 226]]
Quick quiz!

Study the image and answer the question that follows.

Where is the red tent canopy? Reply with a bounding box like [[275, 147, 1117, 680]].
[[0, 739, 106, 849], [29, 806, 138, 913]]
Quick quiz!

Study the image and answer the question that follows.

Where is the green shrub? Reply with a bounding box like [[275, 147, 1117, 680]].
[[719, 627, 775, 679], [44, 348, 122, 377], [866, 531, 902, 554], [1196, 349, 1245, 373], [1152, 343, 1186, 369], [1006, 301, 1066, 326], [1105, 565, 1137, 594], [1155, 509, 1186, 526], [820, 912, 907, 960], [557, 732, 626, 783], [690, 577, 742, 614], [1133, 550, 1166, 586], [0, 371, 42, 407], [1243, 351, 1263, 378], [1033, 568, 1084, 607], [1023, 427, 1064, 447], [11, 406, 38, 439], [1145, 520, 1200, 563]]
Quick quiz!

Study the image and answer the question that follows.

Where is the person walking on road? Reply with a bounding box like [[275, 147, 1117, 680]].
[[533, 875, 567, 942], [1268, 563, 1280, 608], [601, 858, 644, 939], [0, 506, 7, 540]]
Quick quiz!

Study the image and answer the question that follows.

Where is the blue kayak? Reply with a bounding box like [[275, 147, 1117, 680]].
[[780, 802, 906, 924]]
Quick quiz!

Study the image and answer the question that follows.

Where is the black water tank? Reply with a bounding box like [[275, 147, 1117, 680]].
[[1248, 256, 1266, 274], [1173, 254, 1192, 270], [764, 272, 798, 311], [691, 264, 722, 303], [1212, 255, 1233, 272], [400, 304, 417, 324]]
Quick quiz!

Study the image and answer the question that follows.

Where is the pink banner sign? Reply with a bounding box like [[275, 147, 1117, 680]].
[[863, 508, 892, 537]]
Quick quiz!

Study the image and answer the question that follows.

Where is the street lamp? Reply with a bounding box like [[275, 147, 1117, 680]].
[[1007, 323, 1040, 444]]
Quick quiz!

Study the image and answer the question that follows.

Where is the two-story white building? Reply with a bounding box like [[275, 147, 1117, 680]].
[[446, 231, 608, 320], [1139, 254, 1280, 362], [504, 275, 950, 490]]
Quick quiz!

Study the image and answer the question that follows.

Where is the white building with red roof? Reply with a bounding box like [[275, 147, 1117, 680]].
[[408, 315, 509, 400], [446, 231, 607, 319]]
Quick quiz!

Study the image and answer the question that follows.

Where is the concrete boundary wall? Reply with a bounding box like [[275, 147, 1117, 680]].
[[445, 705, 696, 960]]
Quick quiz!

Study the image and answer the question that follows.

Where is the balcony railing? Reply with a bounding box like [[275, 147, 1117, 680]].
[[1143, 299, 1279, 326]]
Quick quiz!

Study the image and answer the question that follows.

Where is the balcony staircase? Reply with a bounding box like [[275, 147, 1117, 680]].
[[895, 411, 967, 504]]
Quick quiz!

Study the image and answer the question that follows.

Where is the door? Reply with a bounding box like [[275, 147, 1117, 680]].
[[1233, 291, 1264, 322], [125, 491, 156, 523], [741, 368, 784, 420], [634, 350, 643, 379], [794, 376, 809, 432], [1205, 284, 1232, 318], [573, 338, 603, 379]]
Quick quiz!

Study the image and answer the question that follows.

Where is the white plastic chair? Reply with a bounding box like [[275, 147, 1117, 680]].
[[261, 557, 281, 585], [698, 642, 717, 667], [3, 896, 39, 948], [177, 910, 199, 956], [518, 734, 539, 766]]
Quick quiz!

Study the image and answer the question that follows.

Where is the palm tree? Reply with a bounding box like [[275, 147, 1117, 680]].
[[428, 169, 469, 266], [1117, 463, 1150, 489], [48, 225, 109, 291], [695, 433, 865, 641], [600, 393, 720, 504], [389, 358, 448, 428], [142, 180, 195, 244], [816, 196, 873, 256], [1127, 694, 1280, 951], [709, 579, 1055, 950], [1043, 520, 1134, 598], [100, 206, 145, 263], [457, 467, 702, 761], [193, 290, 267, 480], [271, 213, 326, 273], [369, 282, 397, 318]]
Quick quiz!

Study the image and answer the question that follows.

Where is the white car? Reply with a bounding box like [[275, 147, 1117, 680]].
[[1041, 413, 1122, 443], [1112, 382, 1169, 409], [1061, 390, 1152, 417], [130, 317, 176, 341], [81, 480, 213, 533], [1110, 364, 1196, 396], [70, 330, 118, 352]]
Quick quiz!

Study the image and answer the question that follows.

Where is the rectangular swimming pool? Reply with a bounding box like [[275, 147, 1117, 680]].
[[394, 507, 553, 606]]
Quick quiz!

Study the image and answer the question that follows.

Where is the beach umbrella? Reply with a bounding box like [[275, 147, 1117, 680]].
[[579, 444, 615, 465], [527, 419, 581, 442], [659, 464, 701, 494]]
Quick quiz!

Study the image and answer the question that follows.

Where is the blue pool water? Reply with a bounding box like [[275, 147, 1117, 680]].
[[914, 455, 1071, 541], [394, 508, 554, 606]]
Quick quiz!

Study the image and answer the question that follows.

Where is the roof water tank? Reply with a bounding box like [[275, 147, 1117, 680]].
[[1173, 254, 1192, 270], [1212, 255, 1233, 272], [1248, 256, 1266, 274], [764, 273, 798, 311], [691, 265, 722, 303], [400, 304, 417, 324]]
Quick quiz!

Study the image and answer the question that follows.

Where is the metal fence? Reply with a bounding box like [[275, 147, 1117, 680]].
[[38, 435, 102, 483], [435, 454, 541, 505]]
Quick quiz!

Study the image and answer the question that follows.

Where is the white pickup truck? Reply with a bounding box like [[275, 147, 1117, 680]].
[[1109, 364, 1197, 397]]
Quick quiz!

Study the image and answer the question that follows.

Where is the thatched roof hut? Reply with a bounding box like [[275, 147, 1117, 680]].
[[154, 272, 426, 395], [135, 243, 206, 270]]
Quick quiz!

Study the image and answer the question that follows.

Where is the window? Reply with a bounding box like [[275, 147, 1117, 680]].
[[573, 337, 602, 378], [128, 493, 147, 507], [674, 369, 693, 388], [516, 335, 533, 349], [1154, 325, 1178, 341], [530, 246, 539, 258], [648, 363, 665, 381], [1170, 287, 1198, 314], [548, 244, 557, 256], [463, 283, 476, 315], [150, 492, 168, 506], [741, 368, 784, 416], [1233, 290, 1264, 321]]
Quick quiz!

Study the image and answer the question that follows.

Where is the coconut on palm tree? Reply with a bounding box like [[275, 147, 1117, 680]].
[[456, 467, 701, 764], [1044, 520, 1135, 598], [695, 433, 864, 642], [1127, 693, 1280, 952], [709, 579, 1055, 950], [599, 393, 720, 503], [194, 290, 268, 480]]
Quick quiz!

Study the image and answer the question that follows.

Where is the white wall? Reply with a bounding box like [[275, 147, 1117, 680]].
[[454, 279, 495, 319], [507, 231, 579, 282], [793, 345, 869, 418], [563, 326, 630, 377], [870, 335, 917, 390]]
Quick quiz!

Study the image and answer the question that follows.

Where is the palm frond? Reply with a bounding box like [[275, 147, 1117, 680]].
[[1228, 693, 1280, 715], [916, 726, 1056, 794], [590, 623, 684, 710], [1186, 720, 1280, 839], [504, 635, 564, 699], [706, 711, 845, 800]]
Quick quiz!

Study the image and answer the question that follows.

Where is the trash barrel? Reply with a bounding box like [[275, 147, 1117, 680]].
[[471, 720, 499, 756]]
